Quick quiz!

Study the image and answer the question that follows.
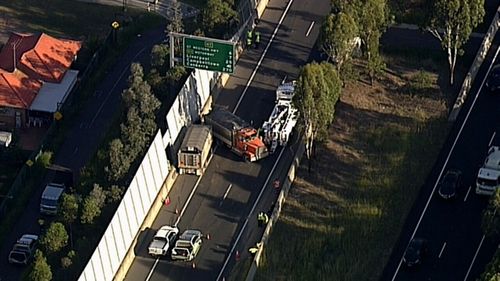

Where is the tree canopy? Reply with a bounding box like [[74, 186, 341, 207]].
[[426, 0, 485, 84], [293, 62, 342, 170], [40, 222, 68, 253], [30, 250, 52, 281]]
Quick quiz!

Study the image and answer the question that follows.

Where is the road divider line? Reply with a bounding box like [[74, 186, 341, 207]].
[[464, 235, 485, 281], [305, 21, 315, 37], [464, 185, 472, 202], [438, 242, 447, 258], [391, 39, 500, 281], [216, 147, 286, 281], [233, 0, 295, 113], [488, 131, 496, 146], [144, 259, 160, 281], [221, 184, 233, 205]]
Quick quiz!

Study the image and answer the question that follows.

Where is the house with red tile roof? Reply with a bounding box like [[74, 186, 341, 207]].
[[0, 32, 81, 129]]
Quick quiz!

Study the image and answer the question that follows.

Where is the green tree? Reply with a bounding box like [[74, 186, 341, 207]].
[[320, 12, 359, 70], [166, 0, 184, 35], [40, 222, 68, 253], [150, 44, 170, 74], [30, 250, 52, 281], [477, 247, 500, 281], [481, 188, 500, 239], [202, 0, 238, 37], [107, 138, 130, 182], [427, 0, 485, 85], [81, 184, 107, 224], [59, 193, 78, 225], [36, 151, 53, 168], [293, 62, 342, 171], [357, 0, 390, 83]]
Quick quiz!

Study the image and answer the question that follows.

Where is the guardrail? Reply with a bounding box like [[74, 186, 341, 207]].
[[244, 138, 305, 281], [449, 6, 500, 121]]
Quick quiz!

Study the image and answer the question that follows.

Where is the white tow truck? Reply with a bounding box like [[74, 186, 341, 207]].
[[262, 80, 298, 153], [476, 146, 500, 195]]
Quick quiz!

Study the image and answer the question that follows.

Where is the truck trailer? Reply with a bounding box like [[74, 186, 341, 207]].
[[177, 125, 213, 176], [204, 106, 268, 162]]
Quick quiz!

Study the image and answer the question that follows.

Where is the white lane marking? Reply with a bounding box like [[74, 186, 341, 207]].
[[216, 147, 286, 281], [233, 0, 295, 113], [488, 131, 496, 146], [221, 184, 233, 203], [305, 21, 315, 37], [144, 259, 160, 281], [144, 152, 215, 281], [464, 185, 472, 202], [391, 42, 500, 281], [90, 46, 148, 127], [438, 242, 447, 258], [463, 235, 485, 281]]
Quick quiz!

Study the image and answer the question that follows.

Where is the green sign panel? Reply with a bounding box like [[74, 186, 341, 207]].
[[183, 37, 235, 74]]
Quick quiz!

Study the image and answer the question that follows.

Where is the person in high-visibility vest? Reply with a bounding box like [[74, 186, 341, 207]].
[[254, 31, 261, 49], [246, 29, 253, 48]]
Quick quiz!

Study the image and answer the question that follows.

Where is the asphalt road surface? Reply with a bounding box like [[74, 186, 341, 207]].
[[381, 32, 500, 281], [123, 0, 330, 280], [0, 27, 165, 281]]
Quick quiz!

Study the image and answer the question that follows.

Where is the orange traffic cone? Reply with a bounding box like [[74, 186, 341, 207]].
[[164, 196, 171, 206], [235, 250, 240, 261]]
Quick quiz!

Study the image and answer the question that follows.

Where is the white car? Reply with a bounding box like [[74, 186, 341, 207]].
[[8, 234, 38, 265], [171, 229, 203, 261], [148, 226, 179, 256]]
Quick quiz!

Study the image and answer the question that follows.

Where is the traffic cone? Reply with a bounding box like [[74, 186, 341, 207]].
[[206, 233, 210, 240], [175, 208, 179, 215], [164, 196, 171, 206], [235, 250, 240, 261], [192, 262, 196, 269]]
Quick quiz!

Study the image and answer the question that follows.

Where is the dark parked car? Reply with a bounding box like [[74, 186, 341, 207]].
[[485, 64, 500, 92], [403, 238, 428, 267], [438, 169, 462, 199]]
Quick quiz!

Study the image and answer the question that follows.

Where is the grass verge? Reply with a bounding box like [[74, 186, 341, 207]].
[[253, 55, 452, 281]]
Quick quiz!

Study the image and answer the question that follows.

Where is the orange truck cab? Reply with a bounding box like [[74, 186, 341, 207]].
[[205, 106, 268, 161]]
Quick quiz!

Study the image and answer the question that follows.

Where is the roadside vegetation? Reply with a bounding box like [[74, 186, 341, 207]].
[[252, 0, 487, 280], [17, 1, 242, 280], [477, 188, 500, 281]]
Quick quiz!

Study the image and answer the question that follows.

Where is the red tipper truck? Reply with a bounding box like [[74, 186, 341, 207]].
[[204, 106, 268, 162]]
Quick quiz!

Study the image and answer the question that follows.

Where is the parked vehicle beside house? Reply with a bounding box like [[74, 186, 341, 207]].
[[177, 125, 213, 176], [204, 106, 268, 162], [8, 234, 38, 265], [40, 183, 65, 215]]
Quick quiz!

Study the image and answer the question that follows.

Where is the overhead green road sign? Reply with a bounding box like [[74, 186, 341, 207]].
[[183, 36, 235, 74]]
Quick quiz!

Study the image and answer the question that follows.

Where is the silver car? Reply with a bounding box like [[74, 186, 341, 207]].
[[171, 229, 203, 261]]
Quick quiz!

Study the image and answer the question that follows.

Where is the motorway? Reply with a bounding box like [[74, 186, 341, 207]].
[[381, 32, 500, 280], [123, 0, 330, 280]]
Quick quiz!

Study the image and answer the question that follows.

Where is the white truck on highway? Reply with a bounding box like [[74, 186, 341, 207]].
[[476, 146, 500, 195], [262, 80, 298, 153]]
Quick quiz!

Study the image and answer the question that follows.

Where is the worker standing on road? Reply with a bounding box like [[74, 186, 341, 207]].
[[257, 212, 269, 227], [254, 31, 261, 49], [246, 29, 253, 49]]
